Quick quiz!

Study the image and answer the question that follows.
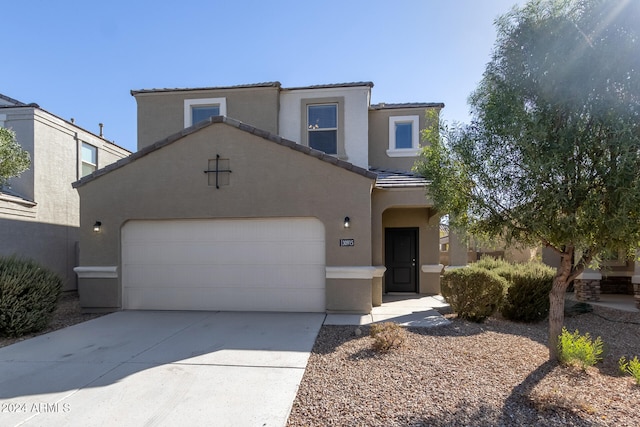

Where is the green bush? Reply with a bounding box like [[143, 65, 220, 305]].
[[558, 328, 604, 370], [369, 322, 407, 353], [0, 256, 63, 337], [500, 263, 555, 322], [441, 267, 507, 322], [473, 255, 513, 271], [619, 356, 640, 385]]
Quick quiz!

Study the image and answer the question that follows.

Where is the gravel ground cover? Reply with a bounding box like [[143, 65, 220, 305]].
[[2, 293, 638, 426], [288, 305, 640, 427]]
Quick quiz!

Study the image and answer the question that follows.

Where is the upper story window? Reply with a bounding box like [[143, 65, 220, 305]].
[[307, 104, 338, 155], [192, 105, 220, 123], [387, 115, 420, 157], [81, 142, 97, 177], [184, 97, 227, 128]]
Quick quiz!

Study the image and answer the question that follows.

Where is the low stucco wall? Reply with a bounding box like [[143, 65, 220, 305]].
[[78, 277, 119, 312], [0, 218, 78, 291], [326, 278, 372, 313]]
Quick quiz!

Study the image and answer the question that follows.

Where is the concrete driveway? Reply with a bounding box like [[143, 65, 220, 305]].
[[0, 311, 324, 427]]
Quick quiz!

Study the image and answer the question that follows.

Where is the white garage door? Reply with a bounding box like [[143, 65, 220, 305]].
[[121, 218, 326, 312]]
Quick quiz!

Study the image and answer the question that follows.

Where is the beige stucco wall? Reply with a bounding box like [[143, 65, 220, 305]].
[[279, 86, 371, 169], [1, 107, 129, 290], [368, 106, 440, 172], [76, 122, 375, 310], [134, 86, 280, 150]]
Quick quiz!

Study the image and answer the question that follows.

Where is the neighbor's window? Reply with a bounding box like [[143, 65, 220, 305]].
[[81, 142, 97, 177], [307, 104, 338, 154], [387, 115, 420, 157], [184, 97, 227, 127]]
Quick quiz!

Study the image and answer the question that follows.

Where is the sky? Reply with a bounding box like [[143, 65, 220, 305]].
[[3, 0, 523, 153]]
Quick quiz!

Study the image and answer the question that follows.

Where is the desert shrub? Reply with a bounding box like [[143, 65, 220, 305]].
[[441, 266, 507, 322], [369, 322, 407, 353], [473, 255, 512, 271], [619, 356, 640, 385], [500, 262, 555, 322], [0, 256, 63, 337], [558, 328, 604, 369]]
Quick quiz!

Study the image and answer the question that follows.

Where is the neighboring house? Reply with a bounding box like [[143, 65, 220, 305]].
[[0, 94, 130, 291], [543, 247, 639, 307], [73, 82, 446, 313]]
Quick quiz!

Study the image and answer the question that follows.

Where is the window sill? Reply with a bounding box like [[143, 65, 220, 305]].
[[386, 148, 420, 157]]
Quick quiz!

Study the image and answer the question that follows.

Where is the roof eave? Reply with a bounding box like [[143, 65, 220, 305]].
[[130, 82, 282, 96]]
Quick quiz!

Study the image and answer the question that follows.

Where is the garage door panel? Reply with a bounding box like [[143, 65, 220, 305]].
[[122, 218, 326, 312], [125, 287, 325, 312], [123, 243, 325, 268], [122, 218, 324, 243], [123, 241, 324, 266], [125, 264, 325, 289]]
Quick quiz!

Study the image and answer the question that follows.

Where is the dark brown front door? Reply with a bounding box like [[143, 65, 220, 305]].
[[385, 228, 418, 293]]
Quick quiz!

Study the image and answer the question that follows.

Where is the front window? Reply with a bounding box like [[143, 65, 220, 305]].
[[387, 115, 420, 157], [191, 105, 220, 124], [184, 97, 227, 127], [307, 104, 337, 154], [81, 142, 97, 177], [394, 122, 413, 149]]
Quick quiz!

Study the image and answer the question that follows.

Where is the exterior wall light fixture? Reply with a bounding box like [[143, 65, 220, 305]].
[[343, 217, 350, 228], [93, 221, 102, 233]]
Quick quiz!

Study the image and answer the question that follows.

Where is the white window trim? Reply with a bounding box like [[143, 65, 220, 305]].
[[184, 97, 227, 128], [387, 115, 420, 157]]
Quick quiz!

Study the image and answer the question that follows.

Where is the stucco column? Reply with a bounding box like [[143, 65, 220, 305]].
[[448, 229, 468, 267], [419, 215, 443, 294]]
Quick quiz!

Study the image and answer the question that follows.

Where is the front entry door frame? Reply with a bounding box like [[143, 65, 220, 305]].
[[384, 227, 419, 293]]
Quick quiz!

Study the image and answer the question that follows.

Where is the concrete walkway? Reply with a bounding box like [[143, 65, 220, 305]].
[[325, 294, 451, 327], [566, 292, 639, 313], [0, 311, 324, 427]]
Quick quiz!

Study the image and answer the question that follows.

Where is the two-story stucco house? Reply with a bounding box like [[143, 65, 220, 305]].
[[0, 93, 130, 290], [73, 82, 450, 313]]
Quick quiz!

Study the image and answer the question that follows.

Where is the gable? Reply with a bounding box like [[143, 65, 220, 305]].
[[75, 118, 376, 267], [75, 117, 375, 223], [74, 117, 375, 188]]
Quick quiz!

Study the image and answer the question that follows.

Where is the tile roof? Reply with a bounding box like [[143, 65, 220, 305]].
[[0, 188, 37, 207], [0, 93, 26, 106], [282, 82, 374, 91], [73, 116, 377, 188], [131, 82, 282, 96], [131, 81, 375, 96], [370, 102, 445, 110], [371, 168, 430, 189], [0, 102, 131, 153]]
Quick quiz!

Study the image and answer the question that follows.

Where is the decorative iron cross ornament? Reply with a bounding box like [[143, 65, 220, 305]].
[[204, 154, 232, 189]]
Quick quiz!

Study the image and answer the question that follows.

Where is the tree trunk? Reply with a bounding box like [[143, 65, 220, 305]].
[[548, 252, 573, 360]]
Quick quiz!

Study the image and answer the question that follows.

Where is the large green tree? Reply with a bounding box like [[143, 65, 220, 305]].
[[0, 128, 30, 188], [415, 0, 640, 360]]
